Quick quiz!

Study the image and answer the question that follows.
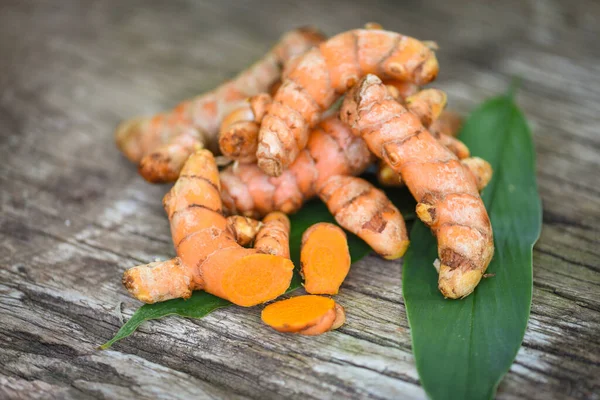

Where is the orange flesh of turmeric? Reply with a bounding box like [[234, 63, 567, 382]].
[[257, 29, 439, 177], [261, 295, 342, 335], [301, 223, 351, 295], [122, 150, 294, 307], [115, 27, 324, 183], [340, 75, 494, 299]]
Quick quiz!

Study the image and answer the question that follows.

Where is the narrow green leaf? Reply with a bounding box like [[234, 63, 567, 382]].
[[100, 291, 231, 349], [403, 94, 542, 400], [102, 185, 412, 349]]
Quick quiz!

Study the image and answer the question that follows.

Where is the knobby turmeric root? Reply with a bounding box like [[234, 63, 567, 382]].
[[301, 223, 351, 294], [377, 156, 493, 191], [218, 93, 273, 163], [220, 116, 372, 217], [116, 27, 324, 183], [341, 75, 494, 298], [404, 89, 470, 159], [218, 80, 420, 165], [221, 116, 409, 258], [122, 150, 294, 306], [261, 295, 345, 335], [226, 215, 262, 247], [319, 176, 410, 259], [257, 28, 439, 177], [254, 211, 291, 258]]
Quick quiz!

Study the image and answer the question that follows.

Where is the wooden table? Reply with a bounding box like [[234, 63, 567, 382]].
[[1, 0, 599, 398]]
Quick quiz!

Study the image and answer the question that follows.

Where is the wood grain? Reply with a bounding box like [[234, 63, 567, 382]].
[[1, 0, 599, 399]]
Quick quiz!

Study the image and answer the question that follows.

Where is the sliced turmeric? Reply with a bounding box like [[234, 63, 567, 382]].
[[340, 74, 494, 299], [300, 223, 351, 295], [256, 28, 439, 176], [115, 27, 324, 183], [261, 295, 345, 335], [122, 150, 294, 306]]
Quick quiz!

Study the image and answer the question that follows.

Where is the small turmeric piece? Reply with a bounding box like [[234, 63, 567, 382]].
[[116, 27, 324, 183], [122, 150, 294, 306], [218, 93, 272, 163], [257, 28, 439, 176], [254, 211, 291, 258], [226, 215, 262, 247], [405, 89, 470, 159], [341, 74, 494, 299], [300, 223, 351, 295], [261, 295, 345, 335]]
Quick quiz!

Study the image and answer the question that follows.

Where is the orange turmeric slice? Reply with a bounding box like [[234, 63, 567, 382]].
[[300, 223, 351, 295], [261, 295, 345, 335]]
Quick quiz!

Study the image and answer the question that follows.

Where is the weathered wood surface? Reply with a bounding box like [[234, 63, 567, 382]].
[[1, 0, 599, 398]]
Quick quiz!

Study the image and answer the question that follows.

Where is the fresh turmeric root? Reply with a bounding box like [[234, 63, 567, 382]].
[[116, 27, 324, 183], [377, 157, 493, 191], [341, 75, 494, 298], [254, 211, 291, 258], [218, 93, 273, 163], [261, 295, 345, 335], [319, 175, 410, 259], [257, 28, 439, 176], [226, 215, 262, 247], [220, 116, 372, 217], [122, 150, 294, 306], [219, 86, 453, 215], [220, 116, 409, 258], [300, 223, 351, 294]]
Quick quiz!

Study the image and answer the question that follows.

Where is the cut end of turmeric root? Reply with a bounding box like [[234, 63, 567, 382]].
[[261, 295, 345, 335], [219, 253, 294, 307], [301, 223, 351, 295]]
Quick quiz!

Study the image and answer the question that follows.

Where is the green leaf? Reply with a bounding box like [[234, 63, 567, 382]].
[[102, 182, 412, 349], [100, 291, 231, 349], [403, 94, 542, 400]]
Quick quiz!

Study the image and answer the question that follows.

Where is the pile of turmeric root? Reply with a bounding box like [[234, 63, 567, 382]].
[[116, 25, 494, 336]]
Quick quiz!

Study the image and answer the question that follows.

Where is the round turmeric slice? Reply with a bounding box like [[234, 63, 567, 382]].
[[301, 223, 351, 295], [261, 295, 342, 335]]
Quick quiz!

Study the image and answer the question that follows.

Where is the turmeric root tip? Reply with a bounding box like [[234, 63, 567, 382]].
[[261, 295, 344, 335], [319, 176, 410, 260], [122, 258, 197, 304], [301, 223, 351, 295]]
